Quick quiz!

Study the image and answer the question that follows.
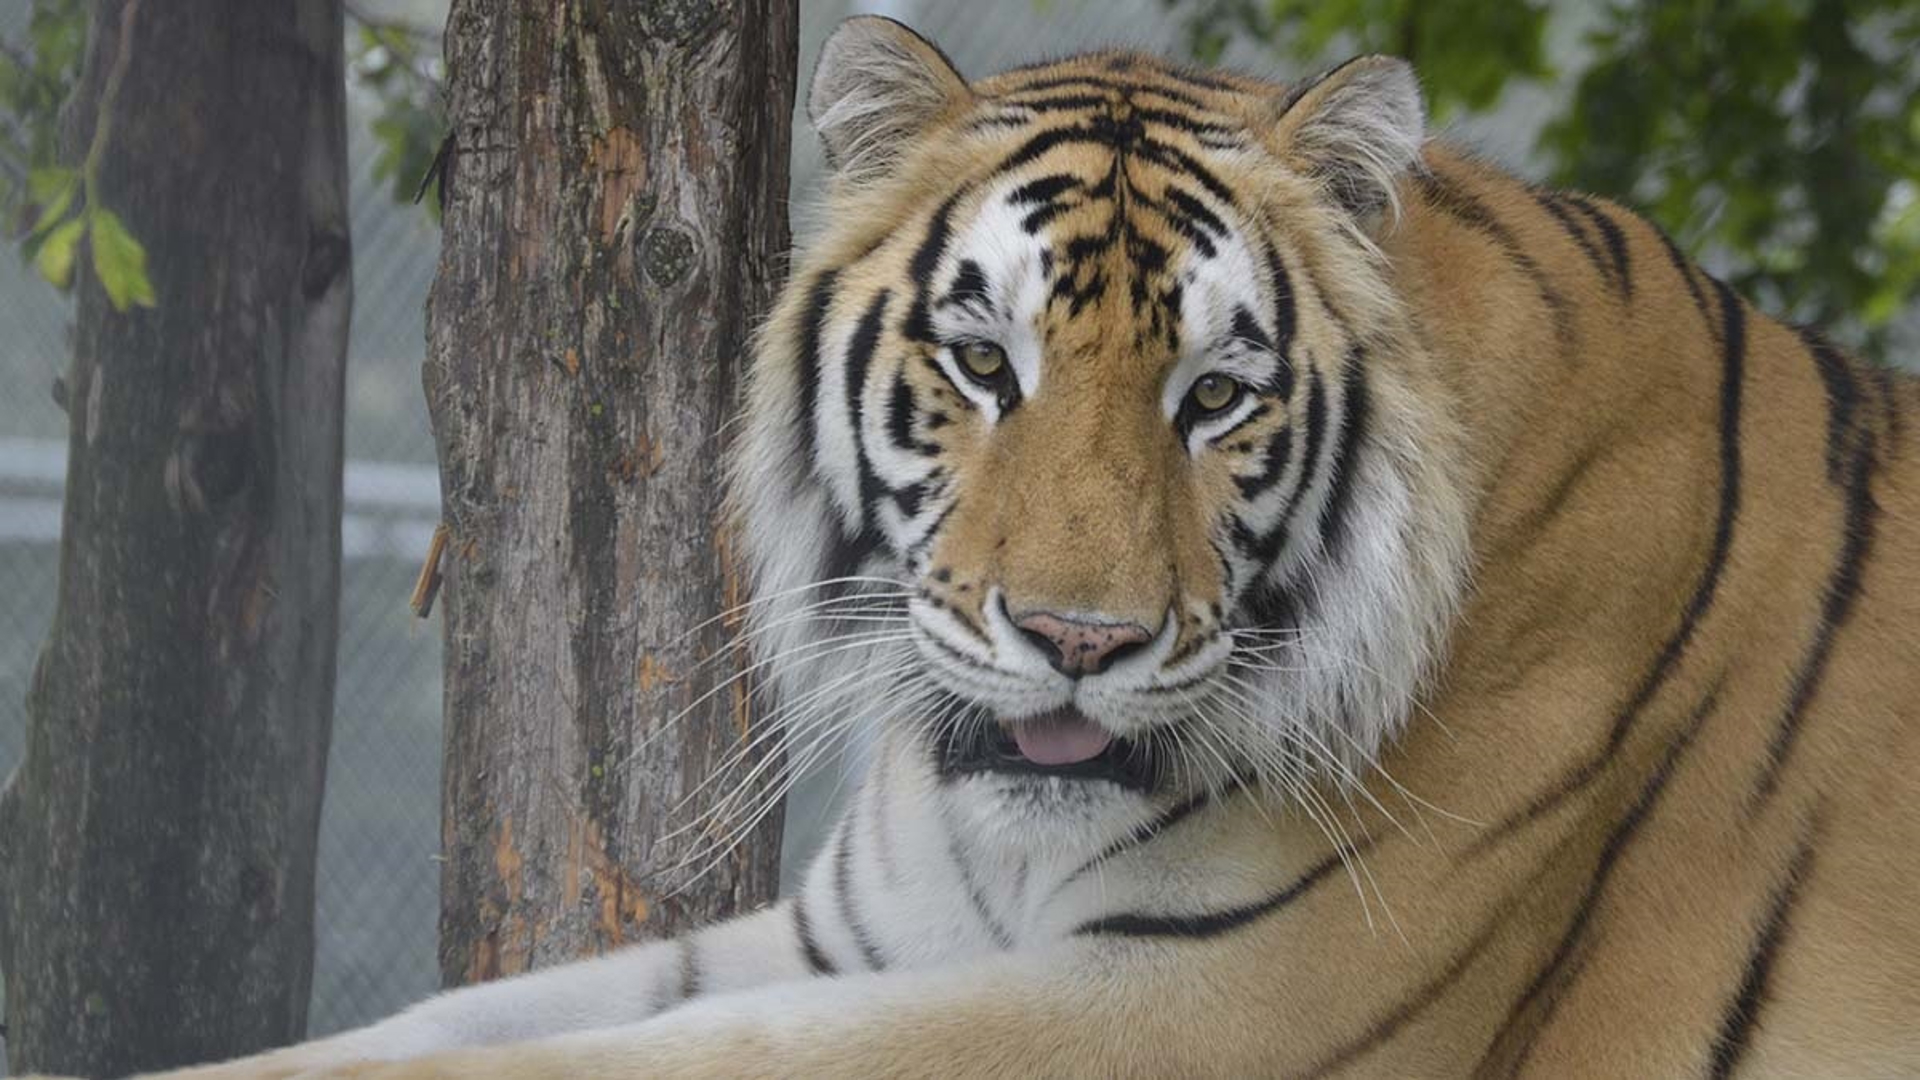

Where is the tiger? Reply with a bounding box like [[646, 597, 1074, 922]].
[[141, 15, 1919, 1080]]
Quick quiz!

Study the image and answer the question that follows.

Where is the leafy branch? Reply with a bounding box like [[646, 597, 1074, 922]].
[[1170, 0, 1920, 364], [0, 0, 153, 311], [0, 0, 450, 314], [28, 0, 154, 310], [346, 2, 448, 219]]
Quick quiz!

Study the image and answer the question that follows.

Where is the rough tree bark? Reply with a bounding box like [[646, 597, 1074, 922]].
[[426, 1, 796, 985], [0, 2, 350, 1076]]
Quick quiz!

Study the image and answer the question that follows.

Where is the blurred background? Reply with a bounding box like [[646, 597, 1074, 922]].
[[1, 0, 1914, 1058]]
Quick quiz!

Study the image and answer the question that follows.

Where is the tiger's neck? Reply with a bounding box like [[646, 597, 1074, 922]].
[[1376, 145, 1904, 852]]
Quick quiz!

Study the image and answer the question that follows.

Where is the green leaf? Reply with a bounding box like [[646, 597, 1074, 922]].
[[34, 214, 83, 289], [27, 165, 74, 204], [27, 170, 76, 238], [89, 207, 156, 310]]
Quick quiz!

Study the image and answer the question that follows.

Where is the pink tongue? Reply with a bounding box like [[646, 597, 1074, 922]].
[[1008, 710, 1113, 766]]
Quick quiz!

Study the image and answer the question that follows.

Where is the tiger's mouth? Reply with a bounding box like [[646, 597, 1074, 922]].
[[935, 703, 1158, 791]]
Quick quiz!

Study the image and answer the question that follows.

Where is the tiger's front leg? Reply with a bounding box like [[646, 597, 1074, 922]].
[[284, 940, 1235, 1080], [139, 899, 830, 1079]]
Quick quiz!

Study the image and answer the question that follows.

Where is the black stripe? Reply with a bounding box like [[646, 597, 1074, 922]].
[[1707, 822, 1819, 1079], [995, 124, 1116, 177], [1417, 171, 1573, 352], [1302, 906, 1511, 1078], [942, 258, 990, 310], [1801, 328, 1865, 484], [944, 825, 1015, 949], [886, 372, 938, 456], [1317, 353, 1371, 559], [1649, 222, 1713, 330], [1479, 279, 1745, 848], [1533, 190, 1616, 295], [1131, 135, 1238, 208], [832, 825, 887, 971], [1227, 368, 1326, 569], [1001, 73, 1210, 111], [1262, 245, 1298, 396], [796, 271, 840, 476], [1564, 195, 1633, 300], [1074, 845, 1348, 939], [1132, 104, 1239, 138], [1477, 680, 1724, 1076], [791, 895, 837, 976], [1282, 368, 1331, 529], [1007, 173, 1081, 207], [844, 290, 893, 534], [1229, 306, 1271, 351], [1749, 336, 1881, 809], [1054, 785, 1225, 898], [1164, 185, 1228, 237], [1005, 92, 1119, 114], [1233, 426, 1292, 501], [1506, 436, 1611, 541], [903, 193, 964, 343]]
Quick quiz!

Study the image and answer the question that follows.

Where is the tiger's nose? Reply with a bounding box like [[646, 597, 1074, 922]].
[[1014, 611, 1153, 677]]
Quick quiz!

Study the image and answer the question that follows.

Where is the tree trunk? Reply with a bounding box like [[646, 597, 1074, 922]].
[[426, 1, 796, 985], [0, 2, 350, 1076]]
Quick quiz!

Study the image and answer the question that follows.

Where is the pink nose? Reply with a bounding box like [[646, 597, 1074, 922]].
[[1014, 612, 1153, 677]]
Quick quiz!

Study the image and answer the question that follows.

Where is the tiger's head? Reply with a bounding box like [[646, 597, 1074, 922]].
[[733, 18, 1472, 815]]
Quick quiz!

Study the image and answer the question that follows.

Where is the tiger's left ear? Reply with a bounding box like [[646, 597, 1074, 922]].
[[1269, 56, 1425, 226]]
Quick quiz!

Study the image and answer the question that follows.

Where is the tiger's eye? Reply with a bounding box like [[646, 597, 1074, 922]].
[[1188, 373, 1242, 414], [958, 341, 1008, 381]]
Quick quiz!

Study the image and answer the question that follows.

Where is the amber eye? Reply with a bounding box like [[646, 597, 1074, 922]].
[[1187, 373, 1243, 415], [957, 341, 1009, 383]]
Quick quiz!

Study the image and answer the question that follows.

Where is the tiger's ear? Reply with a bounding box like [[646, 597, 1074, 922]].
[[809, 17, 970, 182], [1270, 56, 1425, 225]]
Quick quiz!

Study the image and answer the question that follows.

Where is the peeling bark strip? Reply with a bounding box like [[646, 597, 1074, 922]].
[[427, 1, 797, 983], [0, 2, 350, 1075]]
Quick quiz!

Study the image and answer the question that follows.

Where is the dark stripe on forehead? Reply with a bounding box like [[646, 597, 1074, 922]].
[[1132, 105, 1240, 139], [1231, 306, 1272, 352], [999, 73, 1213, 111], [1132, 136, 1238, 208], [943, 259, 991, 311], [1165, 186, 1228, 238], [1008, 173, 1080, 206]]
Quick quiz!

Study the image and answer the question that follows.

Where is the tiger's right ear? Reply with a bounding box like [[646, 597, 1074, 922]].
[[809, 17, 970, 182]]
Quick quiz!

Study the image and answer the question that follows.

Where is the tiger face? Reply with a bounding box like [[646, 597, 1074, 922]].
[[734, 18, 1472, 814]]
